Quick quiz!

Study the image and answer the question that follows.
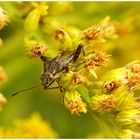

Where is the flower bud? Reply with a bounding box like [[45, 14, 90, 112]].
[[23, 40, 47, 58], [24, 4, 48, 32], [64, 90, 87, 115], [24, 9, 40, 32], [54, 28, 72, 49]]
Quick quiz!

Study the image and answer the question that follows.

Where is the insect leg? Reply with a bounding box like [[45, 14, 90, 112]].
[[73, 43, 85, 63], [81, 45, 85, 56], [64, 66, 69, 72], [56, 79, 64, 92], [40, 56, 49, 63]]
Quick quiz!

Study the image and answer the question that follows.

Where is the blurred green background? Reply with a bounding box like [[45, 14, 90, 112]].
[[0, 2, 140, 138]]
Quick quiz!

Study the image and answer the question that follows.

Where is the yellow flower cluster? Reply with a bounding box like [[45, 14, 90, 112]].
[[64, 91, 87, 115], [83, 16, 117, 43], [0, 112, 58, 138], [23, 40, 47, 58]]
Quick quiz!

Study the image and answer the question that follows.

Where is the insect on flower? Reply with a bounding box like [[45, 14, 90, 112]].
[[12, 44, 84, 96]]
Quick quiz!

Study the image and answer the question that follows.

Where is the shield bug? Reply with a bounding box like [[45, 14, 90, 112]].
[[12, 44, 84, 96]]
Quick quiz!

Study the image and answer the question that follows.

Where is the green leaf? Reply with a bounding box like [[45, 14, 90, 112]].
[[76, 85, 91, 104]]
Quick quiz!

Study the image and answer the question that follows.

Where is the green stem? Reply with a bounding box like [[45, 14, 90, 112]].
[[92, 113, 117, 138]]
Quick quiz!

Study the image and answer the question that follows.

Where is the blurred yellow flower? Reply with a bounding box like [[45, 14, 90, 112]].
[[0, 112, 58, 138], [0, 93, 7, 111], [0, 66, 7, 82], [0, 38, 3, 48], [0, 7, 9, 30]]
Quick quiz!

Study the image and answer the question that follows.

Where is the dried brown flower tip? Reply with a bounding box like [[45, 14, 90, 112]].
[[85, 58, 96, 68], [72, 73, 86, 85], [24, 40, 47, 58], [84, 16, 116, 41], [101, 96, 117, 111], [31, 44, 47, 57], [103, 80, 121, 93], [127, 73, 140, 92], [84, 25, 101, 40], [94, 51, 110, 66], [126, 64, 140, 74], [85, 51, 110, 68]]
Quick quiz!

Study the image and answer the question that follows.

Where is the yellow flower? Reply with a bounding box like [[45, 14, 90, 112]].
[[24, 40, 47, 58], [118, 129, 133, 138], [60, 72, 86, 91], [115, 109, 140, 128], [0, 66, 7, 82], [14, 112, 58, 138], [102, 80, 121, 93], [90, 94, 117, 112], [124, 63, 140, 91], [0, 112, 58, 138], [83, 16, 117, 42], [24, 3, 48, 32], [84, 51, 110, 68], [0, 38, 3, 48], [0, 93, 7, 111], [72, 73, 86, 85], [54, 28, 72, 50], [64, 90, 87, 115], [0, 7, 9, 30], [126, 63, 140, 73]]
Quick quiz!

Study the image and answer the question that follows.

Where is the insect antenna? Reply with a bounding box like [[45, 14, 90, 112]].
[[11, 84, 41, 97], [12, 85, 60, 97]]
